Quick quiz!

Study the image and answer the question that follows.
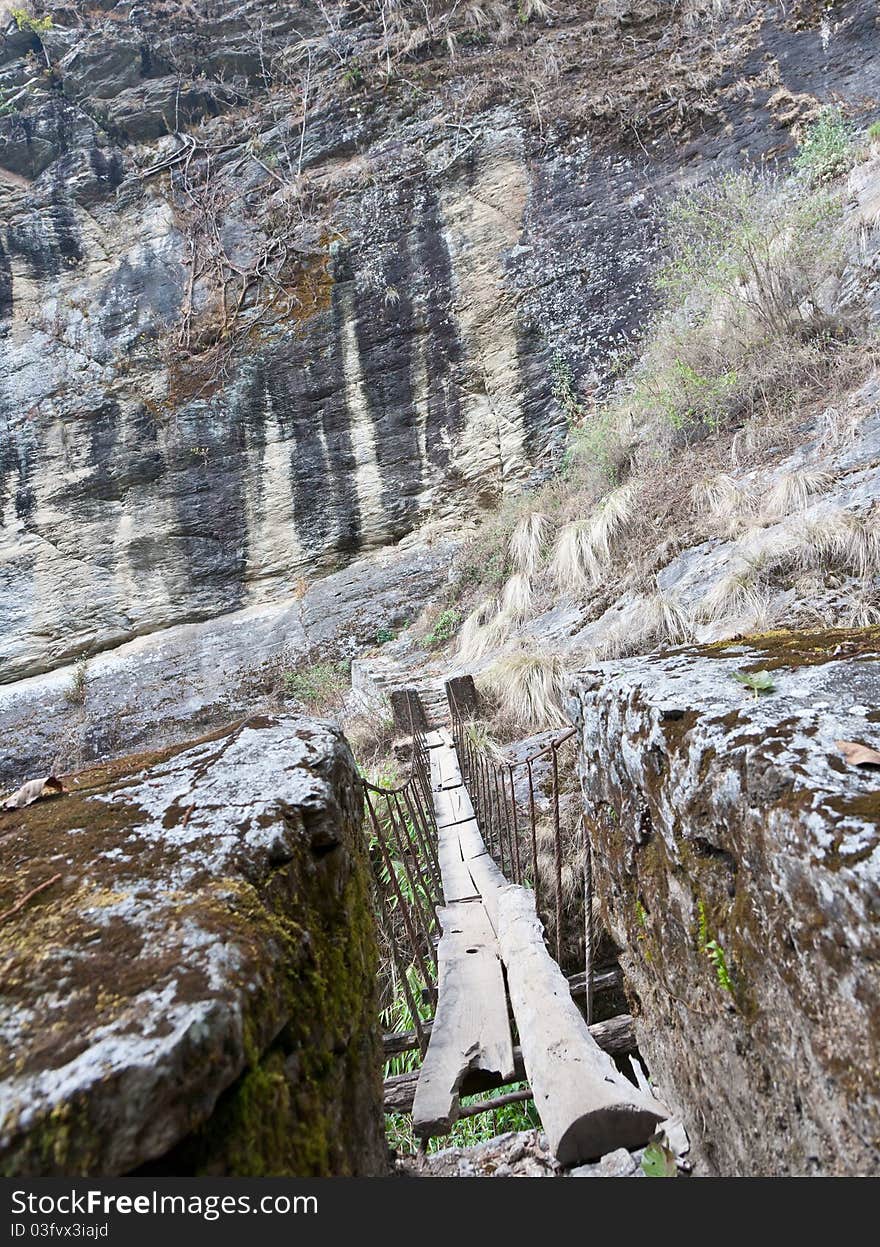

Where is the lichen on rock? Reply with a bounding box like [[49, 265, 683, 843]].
[[0, 715, 386, 1176], [568, 626, 880, 1176]]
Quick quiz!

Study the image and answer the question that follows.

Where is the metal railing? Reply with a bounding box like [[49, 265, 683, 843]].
[[447, 682, 595, 1025], [362, 693, 441, 1055]]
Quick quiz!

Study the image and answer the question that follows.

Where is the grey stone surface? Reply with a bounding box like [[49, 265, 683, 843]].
[[0, 536, 455, 788], [568, 628, 880, 1176], [2, 0, 878, 689], [0, 714, 385, 1176]]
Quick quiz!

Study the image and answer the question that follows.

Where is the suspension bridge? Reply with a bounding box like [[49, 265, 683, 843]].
[[365, 678, 669, 1167]]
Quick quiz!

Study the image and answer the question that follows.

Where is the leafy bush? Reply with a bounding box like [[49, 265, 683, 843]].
[[11, 8, 53, 34], [282, 662, 349, 713], [427, 608, 461, 648], [794, 107, 857, 184], [375, 627, 396, 645]]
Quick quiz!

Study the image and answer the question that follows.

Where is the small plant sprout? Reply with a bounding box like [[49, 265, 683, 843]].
[[64, 658, 88, 709], [704, 940, 734, 993], [642, 1138, 677, 1178], [733, 669, 775, 698], [427, 608, 462, 649]]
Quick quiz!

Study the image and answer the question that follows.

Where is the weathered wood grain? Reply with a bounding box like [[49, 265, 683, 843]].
[[465, 850, 507, 932], [498, 884, 666, 1165], [411, 901, 515, 1138], [383, 1014, 637, 1112], [437, 828, 480, 903]]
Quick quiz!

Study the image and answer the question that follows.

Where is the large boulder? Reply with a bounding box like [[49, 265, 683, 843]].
[[0, 715, 386, 1176], [568, 627, 880, 1176]]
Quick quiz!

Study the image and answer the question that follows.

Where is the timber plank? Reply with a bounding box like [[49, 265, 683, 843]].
[[432, 745, 462, 791], [411, 901, 515, 1139], [456, 818, 489, 862], [498, 884, 666, 1165], [384, 1014, 637, 1112], [437, 829, 480, 903], [433, 785, 475, 828], [465, 850, 508, 932]]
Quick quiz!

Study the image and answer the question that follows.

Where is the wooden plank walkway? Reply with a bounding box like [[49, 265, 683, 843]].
[[412, 734, 514, 1140], [410, 724, 668, 1163]]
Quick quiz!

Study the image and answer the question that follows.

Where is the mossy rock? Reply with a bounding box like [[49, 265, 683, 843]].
[[0, 716, 385, 1176]]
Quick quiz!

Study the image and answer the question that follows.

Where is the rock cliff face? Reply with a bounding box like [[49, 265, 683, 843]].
[[2, 0, 878, 697], [568, 629, 880, 1177], [0, 716, 385, 1176]]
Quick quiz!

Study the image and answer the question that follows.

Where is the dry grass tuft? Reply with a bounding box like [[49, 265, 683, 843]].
[[690, 472, 754, 523], [458, 598, 496, 661], [551, 484, 635, 593], [762, 467, 834, 519], [458, 598, 517, 663], [509, 511, 550, 576], [478, 649, 569, 730], [500, 572, 533, 621]]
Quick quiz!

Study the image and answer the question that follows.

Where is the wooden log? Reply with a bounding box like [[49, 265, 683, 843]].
[[445, 675, 480, 718], [456, 1088, 533, 1120], [433, 785, 475, 829], [383, 1013, 637, 1112], [431, 744, 462, 791], [569, 965, 622, 999], [456, 818, 489, 862], [498, 885, 666, 1165], [411, 901, 514, 1138], [390, 689, 428, 734], [465, 850, 507, 932], [382, 969, 624, 1058]]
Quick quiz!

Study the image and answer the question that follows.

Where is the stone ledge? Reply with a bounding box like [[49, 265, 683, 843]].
[[567, 626, 880, 1176], [0, 715, 384, 1176]]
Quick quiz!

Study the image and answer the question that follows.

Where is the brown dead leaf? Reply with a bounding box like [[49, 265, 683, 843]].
[[836, 740, 880, 768], [1, 775, 65, 811]]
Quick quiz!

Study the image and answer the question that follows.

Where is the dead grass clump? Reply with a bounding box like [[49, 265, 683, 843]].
[[509, 510, 550, 576], [458, 598, 513, 662], [500, 572, 533, 621], [478, 650, 568, 730]]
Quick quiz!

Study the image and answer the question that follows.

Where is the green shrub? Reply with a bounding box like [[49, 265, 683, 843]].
[[868, 121, 880, 143], [426, 608, 461, 648], [11, 8, 53, 33], [282, 662, 348, 713], [794, 106, 857, 184], [63, 658, 88, 709], [375, 627, 396, 645], [637, 169, 847, 435]]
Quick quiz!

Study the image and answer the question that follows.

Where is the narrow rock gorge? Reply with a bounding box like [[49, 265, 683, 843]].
[[1, 0, 879, 1182]]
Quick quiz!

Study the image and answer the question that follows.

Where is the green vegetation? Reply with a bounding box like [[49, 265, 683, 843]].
[[11, 8, 53, 34], [868, 121, 880, 143], [386, 1085, 539, 1156], [426, 608, 461, 648], [733, 668, 775, 698], [794, 106, 857, 184], [282, 661, 349, 713], [642, 1138, 677, 1177], [375, 627, 396, 645], [550, 349, 582, 425], [696, 899, 734, 994], [63, 659, 88, 709], [704, 938, 734, 993], [454, 153, 866, 667]]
